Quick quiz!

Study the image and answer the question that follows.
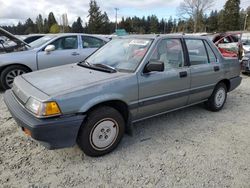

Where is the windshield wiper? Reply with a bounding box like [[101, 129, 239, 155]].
[[93, 63, 117, 73], [78, 61, 117, 73]]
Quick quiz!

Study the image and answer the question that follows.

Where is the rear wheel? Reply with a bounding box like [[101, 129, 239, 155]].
[[205, 82, 227, 112], [77, 106, 125, 157], [0, 65, 30, 90]]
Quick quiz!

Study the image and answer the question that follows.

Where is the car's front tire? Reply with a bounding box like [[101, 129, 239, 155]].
[[205, 82, 227, 112], [0, 65, 30, 90], [77, 106, 125, 157]]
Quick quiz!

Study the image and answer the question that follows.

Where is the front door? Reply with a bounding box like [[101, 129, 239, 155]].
[[137, 38, 191, 120], [37, 36, 82, 70]]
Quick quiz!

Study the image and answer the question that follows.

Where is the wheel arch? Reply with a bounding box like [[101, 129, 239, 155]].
[[0, 63, 32, 75], [218, 79, 230, 92], [84, 100, 130, 126]]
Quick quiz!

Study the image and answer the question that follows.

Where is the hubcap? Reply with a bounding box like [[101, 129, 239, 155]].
[[5, 69, 25, 88], [90, 118, 119, 151], [215, 88, 226, 108]]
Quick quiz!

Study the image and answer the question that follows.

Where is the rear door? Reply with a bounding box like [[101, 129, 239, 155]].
[[137, 38, 191, 119], [185, 39, 222, 104], [37, 35, 82, 69]]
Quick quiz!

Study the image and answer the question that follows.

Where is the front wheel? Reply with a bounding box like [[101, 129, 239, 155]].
[[0, 65, 30, 90], [205, 82, 227, 112], [77, 106, 125, 157]]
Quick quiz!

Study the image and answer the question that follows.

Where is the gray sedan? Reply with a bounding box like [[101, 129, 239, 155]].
[[4, 35, 241, 156], [0, 33, 109, 89]]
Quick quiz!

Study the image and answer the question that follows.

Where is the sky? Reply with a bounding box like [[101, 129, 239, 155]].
[[0, 0, 249, 26]]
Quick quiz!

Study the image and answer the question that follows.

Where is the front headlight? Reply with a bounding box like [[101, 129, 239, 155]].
[[25, 97, 61, 117]]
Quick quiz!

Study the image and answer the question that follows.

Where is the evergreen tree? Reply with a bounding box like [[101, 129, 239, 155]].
[[223, 0, 241, 31], [149, 15, 158, 33], [87, 0, 104, 34], [207, 10, 219, 32], [48, 12, 57, 30], [24, 18, 36, 34], [36, 14, 44, 33], [72, 17, 84, 33], [44, 18, 49, 33]]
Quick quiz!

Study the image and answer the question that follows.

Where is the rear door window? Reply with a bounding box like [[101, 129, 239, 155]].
[[185, 39, 209, 66], [81, 36, 105, 48]]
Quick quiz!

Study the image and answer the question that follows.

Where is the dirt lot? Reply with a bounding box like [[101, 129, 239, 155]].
[[0, 75, 250, 188]]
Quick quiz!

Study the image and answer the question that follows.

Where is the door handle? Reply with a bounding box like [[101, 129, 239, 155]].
[[71, 52, 80, 56], [214, 66, 220, 72], [179, 71, 187, 78]]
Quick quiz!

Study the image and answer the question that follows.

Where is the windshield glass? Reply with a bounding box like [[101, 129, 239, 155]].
[[84, 38, 153, 72], [29, 35, 56, 49]]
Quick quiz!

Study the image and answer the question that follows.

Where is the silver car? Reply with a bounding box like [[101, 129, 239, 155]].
[[4, 35, 241, 157], [0, 32, 109, 89]]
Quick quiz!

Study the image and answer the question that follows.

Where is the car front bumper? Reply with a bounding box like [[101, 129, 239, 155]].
[[4, 90, 86, 149]]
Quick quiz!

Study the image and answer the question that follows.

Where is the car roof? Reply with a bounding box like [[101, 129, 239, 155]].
[[117, 34, 209, 40]]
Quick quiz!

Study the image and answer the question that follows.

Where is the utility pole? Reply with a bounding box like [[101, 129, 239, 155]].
[[115, 8, 119, 31], [244, 14, 248, 31], [164, 18, 166, 34]]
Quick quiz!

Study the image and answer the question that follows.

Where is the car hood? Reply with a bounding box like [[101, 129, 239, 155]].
[[21, 64, 129, 96], [0, 27, 28, 47]]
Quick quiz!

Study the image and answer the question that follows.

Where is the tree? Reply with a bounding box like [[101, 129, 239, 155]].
[[207, 10, 218, 32], [87, 0, 104, 34], [36, 14, 44, 33], [71, 17, 84, 33], [24, 18, 36, 34], [43, 18, 49, 33], [223, 0, 240, 31], [48, 12, 57, 30], [49, 24, 60, 33], [149, 15, 158, 33], [178, 0, 214, 32]]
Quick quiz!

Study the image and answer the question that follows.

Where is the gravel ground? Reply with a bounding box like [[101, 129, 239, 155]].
[[0, 75, 250, 188]]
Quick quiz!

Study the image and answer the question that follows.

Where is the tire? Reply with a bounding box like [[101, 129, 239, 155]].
[[77, 106, 125, 157], [0, 65, 30, 90], [205, 82, 227, 112]]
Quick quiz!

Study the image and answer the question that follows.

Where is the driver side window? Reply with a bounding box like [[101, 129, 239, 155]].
[[150, 39, 184, 70], [50, 36, 78, 50]]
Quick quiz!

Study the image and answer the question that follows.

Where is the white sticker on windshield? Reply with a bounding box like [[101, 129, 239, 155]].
[[129, 40, 149, 46]]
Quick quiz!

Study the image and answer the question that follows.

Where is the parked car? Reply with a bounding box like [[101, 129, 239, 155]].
[[4, 35, 241, 156], [0, 27, 29, 54], [202, 32, 243, 58], [0, 33, 109, 89], [18, 34, 45, 44], [242, 53, 250, 74], [242, 34, 250, 56]]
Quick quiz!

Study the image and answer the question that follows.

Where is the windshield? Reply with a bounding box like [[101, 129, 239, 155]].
[[29, 35, 56, 49], [83, 38, 153, 72]]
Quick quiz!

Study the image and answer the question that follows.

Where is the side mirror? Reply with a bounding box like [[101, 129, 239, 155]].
[[44, 45, 55, 53], [144, 60, 164, 73], [0, 39, 4, 44]]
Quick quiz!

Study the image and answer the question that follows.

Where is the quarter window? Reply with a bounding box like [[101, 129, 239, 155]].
[[185, 39, 209, 65], [50, 36, 78, 50], [204, 42, 217, 64], [151, 39, 184, 69], [82, 36, 105, 48]]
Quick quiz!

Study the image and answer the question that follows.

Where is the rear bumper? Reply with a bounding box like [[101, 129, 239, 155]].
[[229, 76, 242, 92], [4, 90, 85, 149]]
